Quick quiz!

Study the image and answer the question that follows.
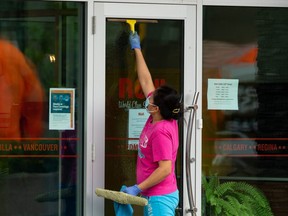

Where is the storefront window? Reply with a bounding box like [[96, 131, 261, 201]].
[[0, 1, 84, 215], [203, 6, 288, 215]]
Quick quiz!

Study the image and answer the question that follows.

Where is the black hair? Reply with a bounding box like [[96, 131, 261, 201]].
[[153, 85, 182, 120]]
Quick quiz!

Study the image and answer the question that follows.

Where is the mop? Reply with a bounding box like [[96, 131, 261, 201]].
[[95, 188, 148, 206]]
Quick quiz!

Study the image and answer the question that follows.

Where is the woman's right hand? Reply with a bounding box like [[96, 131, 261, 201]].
[[129, 31, 141, 50]]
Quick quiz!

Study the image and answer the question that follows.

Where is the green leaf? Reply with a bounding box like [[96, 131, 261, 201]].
[[202, 174, 274, 216]]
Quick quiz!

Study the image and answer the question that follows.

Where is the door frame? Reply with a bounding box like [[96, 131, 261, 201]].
[[92, 2, 200, 215]]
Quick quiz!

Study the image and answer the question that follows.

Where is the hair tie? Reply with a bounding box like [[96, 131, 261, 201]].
[[172, 108, 180, 114]]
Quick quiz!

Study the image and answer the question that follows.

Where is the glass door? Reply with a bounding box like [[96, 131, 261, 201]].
[[0, 1, 85, 216], [93, 3, 198, 215]]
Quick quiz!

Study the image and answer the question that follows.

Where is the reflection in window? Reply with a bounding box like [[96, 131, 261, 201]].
[[0, 2, 84, 216], [203, 6, 288, 216]]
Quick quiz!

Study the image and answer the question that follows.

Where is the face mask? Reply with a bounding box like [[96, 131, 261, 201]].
[[146, 107, 153, 113], [144, 97, 150, 109], [144, 96, 157, 113]]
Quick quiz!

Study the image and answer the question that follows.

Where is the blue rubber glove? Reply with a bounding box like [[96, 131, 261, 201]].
[[129, 32, 141, 50], [122, 184, 142, 196]]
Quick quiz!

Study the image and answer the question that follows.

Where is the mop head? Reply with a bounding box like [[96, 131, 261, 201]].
[[95, 188, 148, 206]]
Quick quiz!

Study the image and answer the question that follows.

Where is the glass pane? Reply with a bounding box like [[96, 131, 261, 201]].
[[203, 6, 288, 215], [0, 1, 84, 215], [105, 19, 184, 215]]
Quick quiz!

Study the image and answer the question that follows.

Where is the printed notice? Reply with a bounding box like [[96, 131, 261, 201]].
[[207, 79, 239, 110], [49, 88, 75, 130], [128, 109, 149, 151]]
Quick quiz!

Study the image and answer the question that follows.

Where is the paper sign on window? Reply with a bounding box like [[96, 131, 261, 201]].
[[128, 109, 149, 151], [49, 88, 75, 130], [207, 79, 239, 110]]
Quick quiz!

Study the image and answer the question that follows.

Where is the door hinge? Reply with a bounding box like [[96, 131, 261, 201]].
[[92, 16, 96, 35]]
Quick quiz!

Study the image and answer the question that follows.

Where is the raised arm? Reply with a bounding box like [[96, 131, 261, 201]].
[[129, 32, 155, 97]]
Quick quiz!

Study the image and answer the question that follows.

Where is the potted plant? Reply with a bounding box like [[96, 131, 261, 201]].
[[202, 174, 273, 216]]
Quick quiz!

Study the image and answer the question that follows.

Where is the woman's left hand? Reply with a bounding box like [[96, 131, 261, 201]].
[[122, 184, 142, 196]]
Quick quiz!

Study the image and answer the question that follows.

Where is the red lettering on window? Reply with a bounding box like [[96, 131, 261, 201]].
[[154, 79, 166, 88], [134, 80, 144, 99], [119, 78, 166, 99], [119, 78, 133, 99]]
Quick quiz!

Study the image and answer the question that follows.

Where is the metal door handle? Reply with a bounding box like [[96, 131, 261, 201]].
[[185, 92, 199, 215]]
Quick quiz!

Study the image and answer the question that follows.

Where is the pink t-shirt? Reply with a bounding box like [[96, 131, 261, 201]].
[[137, 115, 179, 196]]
